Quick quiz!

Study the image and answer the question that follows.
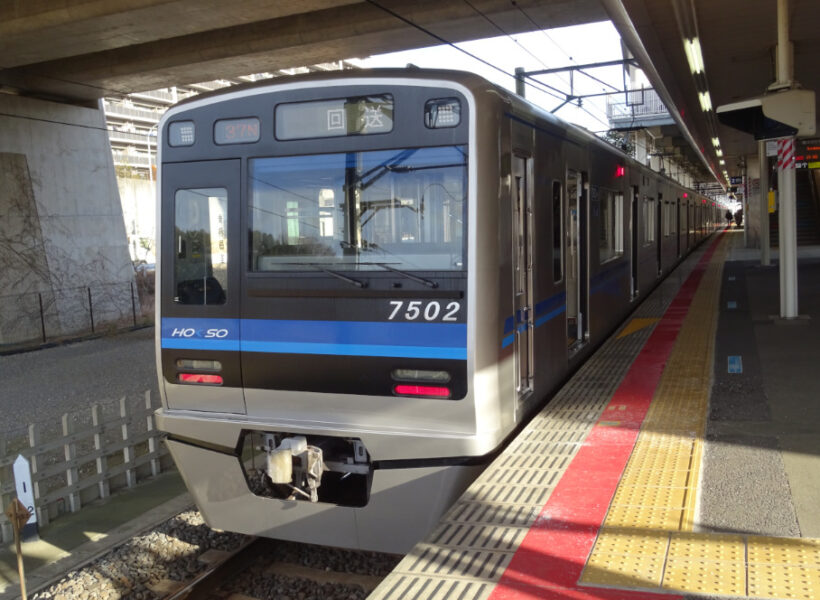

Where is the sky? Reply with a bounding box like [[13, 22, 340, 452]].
[[353, 20, 629, 134]]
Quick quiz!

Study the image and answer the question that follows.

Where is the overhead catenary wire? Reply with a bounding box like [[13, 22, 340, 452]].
[[366, 0, 614, 132], [363, 0, 568, 104], [509, 0, 619, 126], [511, 0, 621, 94], [459, 0, 573, 93]]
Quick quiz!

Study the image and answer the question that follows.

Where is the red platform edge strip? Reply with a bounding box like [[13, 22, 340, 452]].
[[488, 234, 724, 600]]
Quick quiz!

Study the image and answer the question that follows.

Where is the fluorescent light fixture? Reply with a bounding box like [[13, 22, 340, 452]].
[[712, 137, 720, 147], [684, 38, 705, 75], [716, 148, 723, 157], [699, 92, 713, 112], [719, 159, 726, 165]]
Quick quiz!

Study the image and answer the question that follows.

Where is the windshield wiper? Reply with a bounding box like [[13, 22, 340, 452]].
[[313, 265, 367, 288], [374, 263, 438, 288], [281, 262, 367, 288]]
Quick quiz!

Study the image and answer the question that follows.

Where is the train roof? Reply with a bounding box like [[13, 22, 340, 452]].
[[170, 67, 495, 108], [166, 67, 695, 193]]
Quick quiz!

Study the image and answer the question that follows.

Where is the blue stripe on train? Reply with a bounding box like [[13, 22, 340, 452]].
[[160, 317, 467, 360], [501, 291, 567, 348]]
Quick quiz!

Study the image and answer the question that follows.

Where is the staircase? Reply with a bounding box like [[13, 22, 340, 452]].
[[769, 169, 820, 246]]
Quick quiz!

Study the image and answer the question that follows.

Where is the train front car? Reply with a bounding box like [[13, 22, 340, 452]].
[[154, 71, 505, 553]]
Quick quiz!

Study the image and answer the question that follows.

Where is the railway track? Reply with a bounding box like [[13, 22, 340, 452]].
[[159, 538, 394, 600], [28, 509, 400, 600]]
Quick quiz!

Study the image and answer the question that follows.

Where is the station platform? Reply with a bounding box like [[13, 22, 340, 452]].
[[370, 230, 820, 600]]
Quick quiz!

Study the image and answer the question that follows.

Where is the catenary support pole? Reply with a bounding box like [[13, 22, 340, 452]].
[[773, 0, 798, 318], [777, 137, 798, 317]]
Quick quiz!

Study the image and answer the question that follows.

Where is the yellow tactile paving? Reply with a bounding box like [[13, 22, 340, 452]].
[[578, 236, 820, 599], [582, 551, 666, 588], [603, 505, 684, 530], [748, 536, 820, 566], [668, 532, 745, 562], [589, 527, 670, 557], [611, 485, 687, 509], [747, 563, 820, 600], [662, 557, 747, 596]]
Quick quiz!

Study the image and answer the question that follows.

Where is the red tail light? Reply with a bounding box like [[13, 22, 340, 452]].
[[394, 384, 451, 398], [179, 373, 223, 385]]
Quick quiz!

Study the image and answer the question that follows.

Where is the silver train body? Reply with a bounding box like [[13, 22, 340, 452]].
[[154, 69, 721, 553]]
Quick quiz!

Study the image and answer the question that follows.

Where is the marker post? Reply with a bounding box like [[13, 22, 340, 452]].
[[4, 498, 32, 600]]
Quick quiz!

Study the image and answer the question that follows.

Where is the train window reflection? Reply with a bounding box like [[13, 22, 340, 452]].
[[174, 188, 228, 304], [249, 146, 467, 272], [599, 190, 623, 263]]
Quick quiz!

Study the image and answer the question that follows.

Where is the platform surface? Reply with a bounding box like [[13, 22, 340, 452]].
[[370, 230, 820, 600]]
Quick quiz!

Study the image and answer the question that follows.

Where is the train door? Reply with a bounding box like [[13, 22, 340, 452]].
[[630, 186, 639, 299], [566, 169, 588, 348], [159, 160, 245, 413], [656, 193, 663, 274], [676, 198, 681, 257], [512, 155, 534, 402], [687, 203, 692, 249]]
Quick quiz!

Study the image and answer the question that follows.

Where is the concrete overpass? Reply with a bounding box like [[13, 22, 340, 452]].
[[0, 0, 604, 104]]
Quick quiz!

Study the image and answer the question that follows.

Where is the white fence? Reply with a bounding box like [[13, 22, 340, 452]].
[[0, 391, 172, 544]]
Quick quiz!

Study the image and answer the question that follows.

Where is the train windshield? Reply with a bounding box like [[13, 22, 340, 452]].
[[249, 145, 467, 272]]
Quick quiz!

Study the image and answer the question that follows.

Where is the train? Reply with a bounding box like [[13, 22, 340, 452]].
[[154, 68, 722, 553]]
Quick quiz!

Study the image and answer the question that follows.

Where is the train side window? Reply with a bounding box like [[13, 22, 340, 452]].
[[552, 181, 563, 282], [599, 190, 623, 263], [174, 188, 228, 305]]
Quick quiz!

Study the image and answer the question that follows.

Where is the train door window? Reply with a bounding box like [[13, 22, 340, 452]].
[[656, 193, 663, 273], [552, 181, 563, 282], [566, 169, 587, 347], [676, 198, 681, 257], [512, 155, 533, 397], [630, 187, 639, 299], [599, 190, 623, 263], [174, 188, 228, 305], [642, 196, 655, 243]]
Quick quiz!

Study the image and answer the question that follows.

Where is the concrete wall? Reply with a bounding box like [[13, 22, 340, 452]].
[[0, 95, 135, 345], [118, 177, 157, 264]]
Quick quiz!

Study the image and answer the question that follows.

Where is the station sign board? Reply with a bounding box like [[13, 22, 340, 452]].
[[795, 138, 820, 169]]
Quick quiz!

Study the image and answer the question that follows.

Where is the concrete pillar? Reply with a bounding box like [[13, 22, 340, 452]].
[[0, 95, 134, 345], [746, 154, 761, 248], [759, 141, 771, 266], [632, 130, 650, 166]]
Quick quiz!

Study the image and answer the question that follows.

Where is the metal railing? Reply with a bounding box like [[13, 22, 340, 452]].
[[129, 88, 176, 103], [0, 280, 154, 352], [103, 101, 166, 122], [0, 391, 171, 544], [107, 129, 157, 146], [607, 88, 671, 122], [112, 151, 151, 167]]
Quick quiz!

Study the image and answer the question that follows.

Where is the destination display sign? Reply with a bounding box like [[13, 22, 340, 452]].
[[275, 95, 393, 140]]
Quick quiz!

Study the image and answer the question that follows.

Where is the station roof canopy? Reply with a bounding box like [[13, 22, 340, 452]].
[[604, 0, 820, 184]]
